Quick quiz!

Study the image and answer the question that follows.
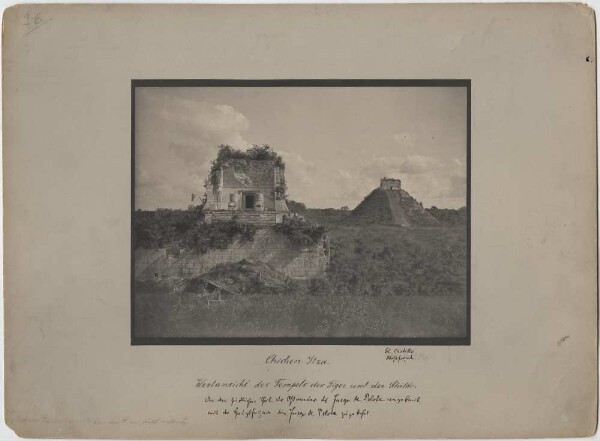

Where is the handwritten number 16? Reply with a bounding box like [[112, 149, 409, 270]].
[[24, 13, 42, 26]]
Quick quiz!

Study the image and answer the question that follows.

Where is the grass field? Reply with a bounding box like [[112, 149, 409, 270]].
[[134, 223, 468, 339], [135, 292, 466, 338]]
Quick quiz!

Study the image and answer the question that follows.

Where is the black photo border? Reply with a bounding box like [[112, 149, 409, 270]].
[[131, 79, 471, 346]]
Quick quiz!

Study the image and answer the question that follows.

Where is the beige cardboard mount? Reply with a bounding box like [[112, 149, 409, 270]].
[[3, 4, 597, 439]]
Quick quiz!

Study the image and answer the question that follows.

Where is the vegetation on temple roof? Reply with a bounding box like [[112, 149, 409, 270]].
[[208, 145, 287, 196]]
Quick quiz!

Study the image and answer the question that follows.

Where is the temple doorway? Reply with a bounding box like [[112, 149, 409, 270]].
[[243, 193, 256, 210]]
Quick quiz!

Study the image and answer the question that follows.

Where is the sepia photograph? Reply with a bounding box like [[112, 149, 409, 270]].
[[5, 3, 597, 438], [132, 80, 470, 344]]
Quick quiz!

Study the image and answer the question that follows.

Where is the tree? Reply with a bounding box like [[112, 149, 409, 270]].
[[287, 200, 307, 214]]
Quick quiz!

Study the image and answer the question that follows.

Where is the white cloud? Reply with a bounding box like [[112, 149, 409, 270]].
[[297, 131, 467, 209], [136, 92, 251, 208], [362, 155, 445, 176], [135, 89, 467, 210], [162, 102, 250, 174], [333, 154, 468, 208], [332, 169, 367, 202], [279, 152, 466, 209], [279, 151, 317, 201]]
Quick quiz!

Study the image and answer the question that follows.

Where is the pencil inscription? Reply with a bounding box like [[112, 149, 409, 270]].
[[22, 11, 51, 37]]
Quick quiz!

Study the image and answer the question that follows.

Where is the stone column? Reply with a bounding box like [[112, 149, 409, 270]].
[[255, 193, 264, 211], [228, 193, 237, 211]]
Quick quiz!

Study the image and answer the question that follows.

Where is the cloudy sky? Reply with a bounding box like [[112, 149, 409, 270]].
[[135, 86, 467, 210]]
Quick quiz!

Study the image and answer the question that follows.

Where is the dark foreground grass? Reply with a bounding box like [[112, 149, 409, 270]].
[[135, 292, 466, 338], [134, 224, 468, 339]]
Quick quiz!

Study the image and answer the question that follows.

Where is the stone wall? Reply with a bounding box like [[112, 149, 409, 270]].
[[204, 211, 278, 226], [136, 228, 329, 281]]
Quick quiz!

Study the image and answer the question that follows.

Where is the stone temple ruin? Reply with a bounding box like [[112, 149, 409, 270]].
[[351, 176, 440, 227], [137, 151, 330, 282], [380, 177, 402, 191], [203, 159, 290, 226]]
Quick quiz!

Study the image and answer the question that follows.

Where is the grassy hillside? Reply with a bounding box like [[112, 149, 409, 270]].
[[426, 206, 467, 226], [324, 224, 466, 297], [135, 222, 467, 338], [304, 208, 351, 226], [134, 189, 468, 339]]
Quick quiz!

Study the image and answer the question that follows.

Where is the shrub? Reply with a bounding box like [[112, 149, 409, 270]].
[[323, 225, 467, 297], [287, 200, 307, 214], [426, 206, 467, 226], [134, 210, 256, 254], [184, 221, 257, 253], [134, 209, 201, 250], [273, 218, 326, 246]]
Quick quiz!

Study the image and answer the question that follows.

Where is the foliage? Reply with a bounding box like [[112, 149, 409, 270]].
[[134, 209, 255, 254], [134, 177, 469, 337], [134, 208, 201, 251], [325, 225, 466, 297], [427, 206, 467, 226], [134, 220, 468, 338], [286, 200, 307, 214], [286, 207, 466, 299], [275, 185, 287, 200], [303, 208, 351, 225], [186, 220, 257, 253], [273, 218, 327, 245]]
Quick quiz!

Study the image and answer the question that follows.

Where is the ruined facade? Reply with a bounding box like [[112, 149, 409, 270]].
[[380, 177, 402, 191], [204, 159, 289, 224]]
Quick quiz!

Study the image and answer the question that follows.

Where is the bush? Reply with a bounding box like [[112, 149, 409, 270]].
[[287, 200, 307, 214], [426, 206, 467, 226], [323, 225, 467, 297], [273, 218, 326, 246], [303, 208, 351, 226], [134, 209, 201, 250], [134, 210, 256, 254], [187, 221, 256, 253]]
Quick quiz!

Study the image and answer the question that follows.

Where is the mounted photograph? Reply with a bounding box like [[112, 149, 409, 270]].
[[132, 80, 470, 344]]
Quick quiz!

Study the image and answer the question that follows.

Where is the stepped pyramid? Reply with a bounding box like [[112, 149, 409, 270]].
[[350, 178, 440, 226]]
